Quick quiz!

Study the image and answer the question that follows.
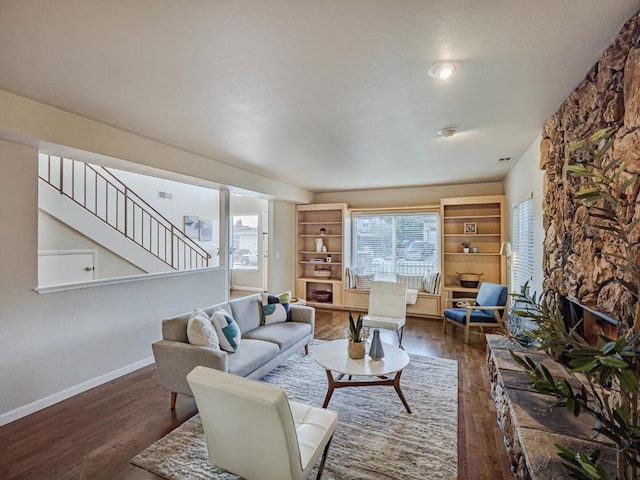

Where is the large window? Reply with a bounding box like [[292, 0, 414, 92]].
[[352, 212, 440, 280], [512, 197, 534, 292]]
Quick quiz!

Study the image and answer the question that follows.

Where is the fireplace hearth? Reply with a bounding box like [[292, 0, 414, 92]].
[[560, 296, 618, 345]]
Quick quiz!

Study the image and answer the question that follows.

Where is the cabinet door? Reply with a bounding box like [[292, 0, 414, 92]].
[[39, 251, 96, 286]]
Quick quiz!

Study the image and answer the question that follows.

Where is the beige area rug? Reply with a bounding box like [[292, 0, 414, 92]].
[[132, 343, 458, 479]]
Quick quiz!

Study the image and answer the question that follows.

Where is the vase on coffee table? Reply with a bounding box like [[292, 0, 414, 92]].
[[348, 340, 365, 359], [369, 329, 385, 359]]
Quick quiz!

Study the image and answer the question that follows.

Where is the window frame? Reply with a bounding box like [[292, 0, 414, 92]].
[[350, 208, 441, 281]]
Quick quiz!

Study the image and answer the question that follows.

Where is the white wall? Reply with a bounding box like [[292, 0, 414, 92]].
[[314, 181, 503, 207], [0, 89, 313, 204], [503, 135, 545, 295], [0, 139, 227, 424], [38, 211, 144, 279], [269, 200, 296, 294]]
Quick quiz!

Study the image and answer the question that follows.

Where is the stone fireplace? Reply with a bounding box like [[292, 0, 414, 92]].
[[541, 13, 640, 329]]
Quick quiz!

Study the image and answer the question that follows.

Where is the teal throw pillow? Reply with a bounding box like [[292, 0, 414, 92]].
[[261, 291, 291, 325], [211, 308, 241, 352]]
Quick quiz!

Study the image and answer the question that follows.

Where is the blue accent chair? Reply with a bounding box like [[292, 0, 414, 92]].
[[443, 282, 508, 343]]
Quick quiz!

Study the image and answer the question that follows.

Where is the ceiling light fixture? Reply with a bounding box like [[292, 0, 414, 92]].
[[437, 127, 457, 138], [428, 61, 462, 80]]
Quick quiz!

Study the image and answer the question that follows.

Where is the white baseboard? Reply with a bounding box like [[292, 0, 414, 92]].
[[0, 356, 155, 427]]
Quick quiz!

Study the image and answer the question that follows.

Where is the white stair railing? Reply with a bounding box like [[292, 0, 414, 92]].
[[38, 155, 211, 271]]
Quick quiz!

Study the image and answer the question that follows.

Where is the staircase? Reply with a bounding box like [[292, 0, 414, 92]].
[[38, 155, 211, 271]]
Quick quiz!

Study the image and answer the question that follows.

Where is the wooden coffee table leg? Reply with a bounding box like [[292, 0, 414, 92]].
[[322, 370, 336, 408], [393, 370, 412, 413]]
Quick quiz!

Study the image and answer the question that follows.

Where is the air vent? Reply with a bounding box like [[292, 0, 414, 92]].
[[157, 190, 174, 200], [498, 157, 512, 162]]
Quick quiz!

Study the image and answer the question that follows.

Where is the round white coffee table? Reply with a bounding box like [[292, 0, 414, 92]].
[[312, 339, 411, 413]]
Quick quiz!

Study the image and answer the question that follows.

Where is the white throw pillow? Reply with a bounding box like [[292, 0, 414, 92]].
[[186, 309, 219, 350], [211, 307, 242, 353]]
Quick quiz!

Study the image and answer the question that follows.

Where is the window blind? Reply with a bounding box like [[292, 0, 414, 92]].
[[352, 212, 440, 280], [512, 198, 534, 293]]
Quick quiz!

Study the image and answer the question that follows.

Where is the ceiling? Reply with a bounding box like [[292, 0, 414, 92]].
[[0, 1, 639, 193]]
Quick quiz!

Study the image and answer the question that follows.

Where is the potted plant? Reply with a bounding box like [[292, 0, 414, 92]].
[[347, 311, 367, 359], [461, 241, 471, 253], [508, 128, 640, 480]]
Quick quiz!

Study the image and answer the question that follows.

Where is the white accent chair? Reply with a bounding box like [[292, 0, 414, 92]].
[[362, 281, 408, 348], [186, 366, 338, 480]]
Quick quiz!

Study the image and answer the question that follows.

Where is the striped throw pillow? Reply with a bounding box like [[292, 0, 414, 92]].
[[396, 274, 424, 290], [423, 271, 441, 294]]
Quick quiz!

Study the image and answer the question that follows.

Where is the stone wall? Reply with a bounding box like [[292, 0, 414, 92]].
[[541, 13, 640, 327]]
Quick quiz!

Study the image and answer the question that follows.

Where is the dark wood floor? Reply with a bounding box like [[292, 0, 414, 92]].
[[0, 305, 513, 480]]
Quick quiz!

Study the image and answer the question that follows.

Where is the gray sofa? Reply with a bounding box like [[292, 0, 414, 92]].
[[152, 293, 315, 409]]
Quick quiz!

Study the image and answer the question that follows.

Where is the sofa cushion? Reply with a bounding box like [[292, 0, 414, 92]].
[[261, 291, 291, 325], [229, 294, 262, 333], [162, 316, 190, 343], [243, 322, 312, 350], [444, 308, 497, 324], [202, 301, 232, 320], [211, 308, 242, 352], [186, 309, 219, 349], [227, 339, 280, 377]]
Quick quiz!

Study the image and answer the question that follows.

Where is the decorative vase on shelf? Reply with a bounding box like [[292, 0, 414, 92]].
[[348, 340, 365, 359], [315, 238, 324, 253], [471, 247, 478, 253], [369, 329, 385, 359]]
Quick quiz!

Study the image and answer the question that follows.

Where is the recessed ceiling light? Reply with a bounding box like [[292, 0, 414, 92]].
[[428, 61, 462, 80], [437, 127, 458, 138]]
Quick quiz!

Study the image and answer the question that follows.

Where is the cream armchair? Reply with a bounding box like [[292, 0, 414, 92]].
[[362, 281, 407, 348], [187, 366, 338, 480]]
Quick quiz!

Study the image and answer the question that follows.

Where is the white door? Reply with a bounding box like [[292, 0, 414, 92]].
[[38, 251, 96, 287]]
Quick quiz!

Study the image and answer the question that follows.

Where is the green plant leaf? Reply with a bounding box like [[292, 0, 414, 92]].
[[617, 369, 639, 391], [600, 353, 629, 368], [571, 360, 598, 373]]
